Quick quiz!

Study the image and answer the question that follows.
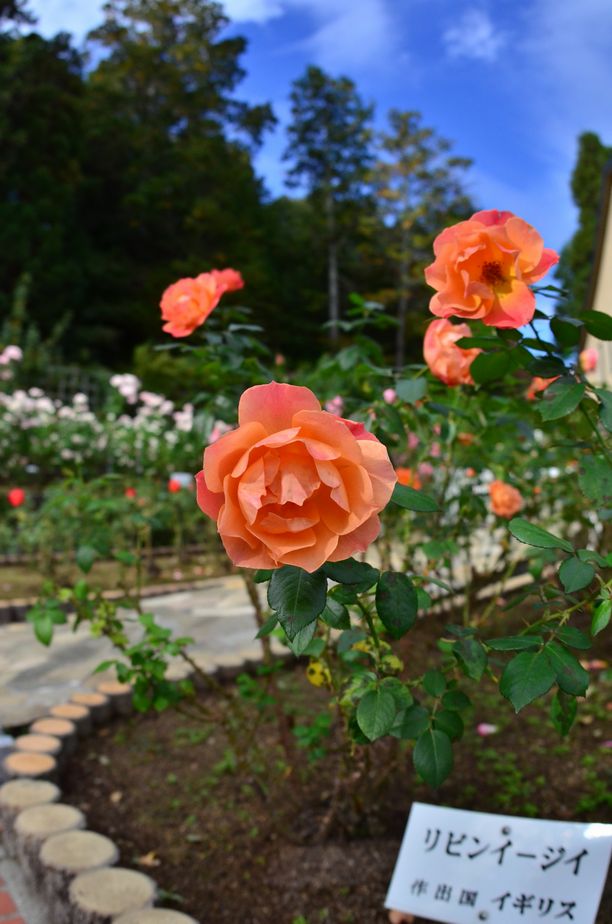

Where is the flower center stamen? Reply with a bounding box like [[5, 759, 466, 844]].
[[481, 260, 505, 286]]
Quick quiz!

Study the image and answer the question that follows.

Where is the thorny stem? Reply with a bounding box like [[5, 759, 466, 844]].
[[579, 402, 612, 466], [357, 598, 380, 652]]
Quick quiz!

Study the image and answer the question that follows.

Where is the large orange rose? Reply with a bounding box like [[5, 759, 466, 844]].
[[196, 382, 397, 572], [423, 318, 481, 386], [160, 268, 244, 338], [489, 480, 523, 518], [425, 210, 558, 329]]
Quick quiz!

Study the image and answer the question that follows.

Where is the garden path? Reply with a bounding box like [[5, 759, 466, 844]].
[[0, 575, 271, 729]]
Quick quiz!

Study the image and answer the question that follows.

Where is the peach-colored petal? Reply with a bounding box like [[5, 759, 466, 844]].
[[195, 471, 223, 520], [484, 280, 535, 328], [529, 247, 559, 282], [238, 382, 321, 433], [203, 421, 266, 492], [328, 515, 382, 561]]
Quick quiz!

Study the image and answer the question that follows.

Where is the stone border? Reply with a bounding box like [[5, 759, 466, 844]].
[[0, 677, 202, 923]]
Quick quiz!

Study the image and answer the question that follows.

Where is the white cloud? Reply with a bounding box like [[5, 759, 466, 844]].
[[222, 0, 285, 24], [27, 0, 103, 40], [443, 8, 506, 62], [297, 0, 397, 71]]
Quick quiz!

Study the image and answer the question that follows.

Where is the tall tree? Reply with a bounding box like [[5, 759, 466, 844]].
[[284, 66, 374, 342], [556, 131, 612, 315], [370, 110, 472, 366], [77, 0, 275, 359], [0, 31, 86, 337]]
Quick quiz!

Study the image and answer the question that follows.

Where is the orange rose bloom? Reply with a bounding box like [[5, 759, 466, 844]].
[[425, 210, 558, 329], [160, 268, 244, 338], [526, 376, 558, 400], [196, 382, 397, 572], [489, 480, 523, 518], [423, 318, 481, 386], [395, 467, 422, 491]]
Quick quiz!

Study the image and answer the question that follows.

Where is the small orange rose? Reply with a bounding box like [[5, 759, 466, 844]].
[[526, 376, 559, 400], [160, 268, 244, 338], [196, 382, 397, 572], [423, 319, 480, 386], [425, 210, 558, 328], [489, 480, 523, 518], [395, 467, 422, 491]]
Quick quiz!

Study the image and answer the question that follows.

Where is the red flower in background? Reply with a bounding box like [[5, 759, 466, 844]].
[[168, 479, 182, 493], [8, 488, 25, 507], [124, 487, 137, 499]]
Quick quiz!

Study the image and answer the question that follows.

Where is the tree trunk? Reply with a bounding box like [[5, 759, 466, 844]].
[[395, 241, 409, 369], [325, 189, 339, 342]]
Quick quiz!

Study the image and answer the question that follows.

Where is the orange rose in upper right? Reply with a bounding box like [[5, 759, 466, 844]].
[[424, 318, 481, 386], [160, 268, 244, 338], [425, 210, 558, 329]]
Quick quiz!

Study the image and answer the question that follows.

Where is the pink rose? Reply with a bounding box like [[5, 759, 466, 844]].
[[383, 388, 397, 404], [579, 348, 598, 373]]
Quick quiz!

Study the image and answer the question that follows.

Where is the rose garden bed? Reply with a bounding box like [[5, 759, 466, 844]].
[[60, 601, 612, 924]]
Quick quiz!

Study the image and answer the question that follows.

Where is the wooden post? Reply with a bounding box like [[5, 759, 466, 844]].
[[14, 802, 85, 881], [49, 703, 93, 735], [96, 681, 133, 716], [70, 692, 112, 724], [69, 867, 156, 922], [3, 751, 58, 783], [39, 829, 119, 923], [114, 911, 201, 923], [0, 779, 59, 857], [30, 717, 77, 755], [15, 733, 63, 763]]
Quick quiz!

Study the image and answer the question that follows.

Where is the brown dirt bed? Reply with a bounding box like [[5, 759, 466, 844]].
[[62, 605, 612, 924]]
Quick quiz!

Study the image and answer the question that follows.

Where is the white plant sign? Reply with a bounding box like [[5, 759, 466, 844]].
[[386, 803, 612, 923]]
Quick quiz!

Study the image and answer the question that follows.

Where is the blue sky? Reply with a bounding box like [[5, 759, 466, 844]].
[[28, 0, 612, 256]]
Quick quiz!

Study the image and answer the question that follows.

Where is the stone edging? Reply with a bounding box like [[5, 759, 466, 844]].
[[0, 679, 202, 924]]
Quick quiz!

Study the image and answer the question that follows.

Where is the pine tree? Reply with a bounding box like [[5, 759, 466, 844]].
[[284, 65, 374, 342], [556, 132, 612, 315], [370, 110, 472, 366]]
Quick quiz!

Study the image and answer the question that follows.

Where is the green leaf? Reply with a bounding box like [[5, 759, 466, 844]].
[[287, 621, 317, 656], [508, 518, 573, 553], [485, 635, 543, 651], [336, 628, 366, 654], [356, 689, 397, 741], [322, 558, 379, 587], [550, 316, 582, 347], [592, 598, 612, 636], [391, 483, 438, 513], [255, 614, 278, 638], [579, 456, 612, 505], [33, 611, 54, 646], [423, 669, 446, 697], [544, 641, 589, 696], [320, 598, 350, 630], [413, 729, 453, 787], [470, 351, 511, 384], [375, 571, 418, 639], [114, 550, 137, 566], [526, 356, 567, 377], [453, 636, 487, 681], [550, 690, 577, 737], [499, 650, 556, 712], [582, 309, 612, 340], [554, 625, 591, 650], [595, 388, 612, 432], [253, 569, 273, 584], [75, 545, 98, 574], [455, 336, 500, 349], [391, 704, 429, 740], [380, 677, 413, 711], [539, 382, 585, 421], [441, 690, 471, 712], [558, 558, 595, 593], [267, 566, 327, 641], [302, 638, 325, 658], [433, 709, 464, 741], [395, 378, 427, 403]]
